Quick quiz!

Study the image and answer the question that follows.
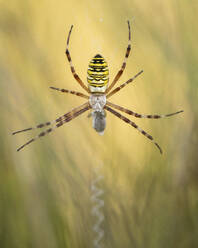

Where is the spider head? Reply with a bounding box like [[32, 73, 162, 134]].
[[92, 110, 106, 135], [87, 54, 109, 93]]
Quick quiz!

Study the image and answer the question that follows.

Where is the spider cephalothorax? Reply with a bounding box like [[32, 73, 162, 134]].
[[12, 21, 183, 154], [89, 94, 107, 135]]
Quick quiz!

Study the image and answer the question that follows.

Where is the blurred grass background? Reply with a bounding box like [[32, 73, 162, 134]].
[[1, 0, 198, 247]]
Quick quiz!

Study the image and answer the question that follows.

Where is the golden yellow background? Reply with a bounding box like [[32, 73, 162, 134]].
[[1, 0, 198, 247]]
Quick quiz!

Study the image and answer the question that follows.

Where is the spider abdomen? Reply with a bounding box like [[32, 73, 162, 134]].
[[87, 54, 109, 93]]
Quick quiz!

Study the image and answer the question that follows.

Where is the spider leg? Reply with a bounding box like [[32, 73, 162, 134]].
[[106, 20, 131, 94], [104, 105, 163, 154], [15, 103, 91, 151], [12, 102, 89, 135], [65, 25, 90, 93], [106, 101, 184, 119], [50, 86, 89, 99], [107, 70, 143, 98]]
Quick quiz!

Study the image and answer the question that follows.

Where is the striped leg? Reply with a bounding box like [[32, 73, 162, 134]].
[[107, 70, 143, 98], [104, 105, 163, 154], [50, 86, 89, 99], [106, 101, 184, 119], [106, 20, 131, 94], [65, 25, 90, 93], [15, 103, 91, 152], [12, 102, 89, 135]]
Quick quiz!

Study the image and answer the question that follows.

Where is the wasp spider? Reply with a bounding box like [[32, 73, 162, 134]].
[[12, 21, 183, 154]]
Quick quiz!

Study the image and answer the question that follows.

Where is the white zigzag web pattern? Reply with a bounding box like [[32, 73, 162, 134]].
[[91, 164, 104, 248]]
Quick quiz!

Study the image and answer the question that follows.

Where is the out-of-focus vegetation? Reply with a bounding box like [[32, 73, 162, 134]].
[[1, 0, 198, 247]]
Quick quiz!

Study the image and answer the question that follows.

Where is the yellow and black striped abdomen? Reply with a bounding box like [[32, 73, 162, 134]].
[[87, 54, 109, 93]]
